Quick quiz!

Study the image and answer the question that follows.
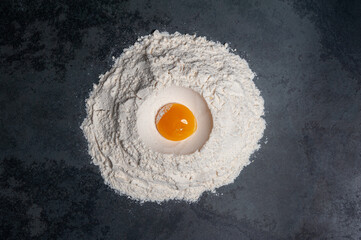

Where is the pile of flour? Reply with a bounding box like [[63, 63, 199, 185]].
[[81, 31, 265, 202]]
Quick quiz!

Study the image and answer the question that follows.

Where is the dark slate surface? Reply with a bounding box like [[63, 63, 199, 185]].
[[1, 0, 361, 239]]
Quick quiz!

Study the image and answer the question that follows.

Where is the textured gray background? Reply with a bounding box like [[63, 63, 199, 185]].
[[1, 0, 361, 239]]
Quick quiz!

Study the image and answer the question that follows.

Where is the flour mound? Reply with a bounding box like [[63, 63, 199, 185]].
[[81, 31, 266, 202]]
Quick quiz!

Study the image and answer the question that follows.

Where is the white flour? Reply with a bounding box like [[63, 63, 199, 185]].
[[81, 31, 266, 202]]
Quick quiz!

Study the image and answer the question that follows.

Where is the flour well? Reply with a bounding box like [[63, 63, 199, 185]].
[[81, 31, 266, 202]]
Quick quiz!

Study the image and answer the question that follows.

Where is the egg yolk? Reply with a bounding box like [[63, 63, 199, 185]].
[[155, 103, 197, 141]]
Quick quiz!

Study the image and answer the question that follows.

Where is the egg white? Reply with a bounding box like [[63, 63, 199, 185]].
[[136, 86, 213, 155]]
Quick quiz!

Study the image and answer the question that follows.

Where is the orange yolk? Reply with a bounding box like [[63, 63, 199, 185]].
[[155, 103, 197, 141]]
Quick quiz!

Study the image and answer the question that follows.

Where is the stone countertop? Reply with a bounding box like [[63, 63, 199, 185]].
[[1, 0, 361, 239]]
